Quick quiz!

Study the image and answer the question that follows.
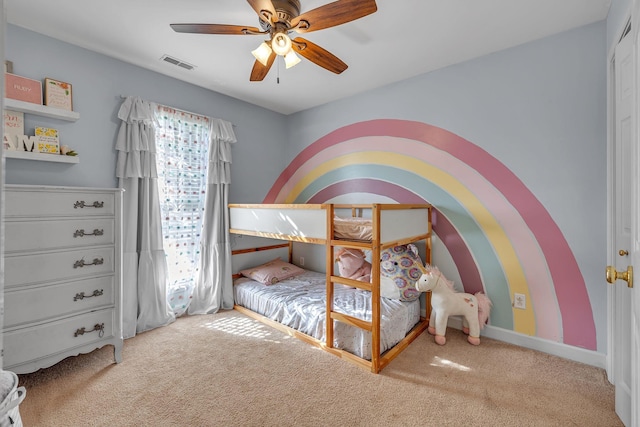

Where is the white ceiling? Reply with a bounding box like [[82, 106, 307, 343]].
[[5, 0, 612, 115]]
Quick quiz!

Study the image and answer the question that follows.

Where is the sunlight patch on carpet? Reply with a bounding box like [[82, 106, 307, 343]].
[[202, 316, 289, 343], [430, 356, 471, 372]]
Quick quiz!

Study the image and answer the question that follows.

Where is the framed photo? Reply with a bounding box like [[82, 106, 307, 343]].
[[44, 78, 73, 111], [5, 73, 42, 105], [4, 60, 13, 73], [35, 127, 60, 154]]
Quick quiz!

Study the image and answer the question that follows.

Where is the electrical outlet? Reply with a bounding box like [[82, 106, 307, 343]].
[[299, 256, 305, 266], [513, 293, 526, 309]]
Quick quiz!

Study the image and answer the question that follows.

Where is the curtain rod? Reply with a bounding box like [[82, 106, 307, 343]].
[[119, 95, 236, 127]]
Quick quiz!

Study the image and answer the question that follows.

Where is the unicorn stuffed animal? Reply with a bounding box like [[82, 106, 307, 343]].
[[416, 265, 491, 345]]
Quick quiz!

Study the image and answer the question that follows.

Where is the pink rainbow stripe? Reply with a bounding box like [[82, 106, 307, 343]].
[[265, 120, 594, 349]]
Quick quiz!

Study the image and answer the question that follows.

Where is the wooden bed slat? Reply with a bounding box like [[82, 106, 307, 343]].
[[330, 275, 372, 291], [231, 243, 290, 256], [331, 312, 372, 332]]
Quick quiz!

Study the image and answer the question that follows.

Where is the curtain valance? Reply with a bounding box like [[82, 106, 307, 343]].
[[115, 97, 159, 179], [207, 118, 236, 184]]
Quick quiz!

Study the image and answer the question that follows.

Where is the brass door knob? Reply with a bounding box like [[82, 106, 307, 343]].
[[619, 249, 629, 256], [606, 265, 633, 288]]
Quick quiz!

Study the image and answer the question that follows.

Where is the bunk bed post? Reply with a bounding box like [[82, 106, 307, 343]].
[[371, 204, 382, 373], [325, 204, 335, 351], [425, 205, 433, 321], [288, 241, 293, 263], [426, 205, 433, 265]]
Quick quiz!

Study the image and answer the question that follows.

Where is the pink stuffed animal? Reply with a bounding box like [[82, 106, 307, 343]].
[[335, 248, 372, 282]]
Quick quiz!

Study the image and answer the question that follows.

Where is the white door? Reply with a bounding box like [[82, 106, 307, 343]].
[[610, 26, 638, 427], [0, 0, 5, 369]]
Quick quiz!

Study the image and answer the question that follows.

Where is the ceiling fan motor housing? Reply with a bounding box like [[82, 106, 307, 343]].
[[259, 0, 301, 31]]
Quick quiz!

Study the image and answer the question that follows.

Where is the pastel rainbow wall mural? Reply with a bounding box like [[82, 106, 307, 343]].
[[264, 119, 596, 351]]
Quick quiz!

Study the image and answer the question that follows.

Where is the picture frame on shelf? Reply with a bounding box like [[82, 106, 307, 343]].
[[44, 78, 73, 111], [5, 73, 43, 105], [4, 60, 13, 73], [35, 127, 60, 154]]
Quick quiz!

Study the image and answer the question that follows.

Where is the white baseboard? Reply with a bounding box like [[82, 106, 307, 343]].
[[442, 316, 606, 369]]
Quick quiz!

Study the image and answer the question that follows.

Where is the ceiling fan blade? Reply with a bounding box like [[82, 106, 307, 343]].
[[291, 0, 377, 33], [292, 38, 347, 74], [170, 23, 262, 35], [250, 51, 277, 81], [246, 0, 277, 23]]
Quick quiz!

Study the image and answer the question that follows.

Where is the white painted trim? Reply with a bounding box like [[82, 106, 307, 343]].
[[442, 316, 606, 369], [480, 325, 606, 369], [606, 32, 617, 384]]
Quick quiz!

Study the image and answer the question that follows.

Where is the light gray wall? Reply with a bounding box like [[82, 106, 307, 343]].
[[287, 21, 608, 353], [4, 24, 287, 203]]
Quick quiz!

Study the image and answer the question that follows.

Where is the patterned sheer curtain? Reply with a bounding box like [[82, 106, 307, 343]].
[[188, 119, 236, 314], [154, 106, 210, 316]]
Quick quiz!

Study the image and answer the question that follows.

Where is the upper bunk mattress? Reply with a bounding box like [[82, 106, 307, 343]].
[[233, 270, 420, 359], [333, 216, 372, 241]]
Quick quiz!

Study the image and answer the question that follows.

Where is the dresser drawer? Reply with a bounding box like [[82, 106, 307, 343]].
[[3, 309, 117, 368], [4, 247, 115, 287], [4, 275, 115, 328], [4, 218, 115, 253], [4, 188, 115, 218]]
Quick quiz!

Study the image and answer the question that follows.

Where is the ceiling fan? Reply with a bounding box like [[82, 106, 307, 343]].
[[170, 0, 378, 81]]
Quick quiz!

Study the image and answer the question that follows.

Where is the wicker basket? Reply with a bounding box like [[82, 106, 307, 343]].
[[0, 371, 25, 427]]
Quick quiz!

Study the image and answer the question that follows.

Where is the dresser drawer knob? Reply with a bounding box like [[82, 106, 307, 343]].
[[74, 289, 104, 301], [74, 201, 104, 209], [74, 323, 105, 338], [73, 229, 105, 238], [73, 257, 105, 268]]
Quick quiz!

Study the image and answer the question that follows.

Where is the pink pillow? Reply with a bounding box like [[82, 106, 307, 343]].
[[240, 258, 305, 285]]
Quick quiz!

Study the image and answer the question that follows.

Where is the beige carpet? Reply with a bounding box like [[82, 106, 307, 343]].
[[17, 309, 622, 426]]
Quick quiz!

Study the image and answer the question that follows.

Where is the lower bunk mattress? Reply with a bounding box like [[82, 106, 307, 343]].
[[233, 270, 421, 359]]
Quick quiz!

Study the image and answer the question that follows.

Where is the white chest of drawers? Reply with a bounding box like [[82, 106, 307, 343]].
[[2, 184, 123, 374]]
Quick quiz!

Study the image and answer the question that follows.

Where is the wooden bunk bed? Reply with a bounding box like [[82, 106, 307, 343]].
[[228, 203, 433, 373]]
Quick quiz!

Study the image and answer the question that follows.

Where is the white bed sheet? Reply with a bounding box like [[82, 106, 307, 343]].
[[233, 270, 420, 360]]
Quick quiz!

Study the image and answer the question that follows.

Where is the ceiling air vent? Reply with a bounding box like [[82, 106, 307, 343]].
[[160, 55, 195, 71]]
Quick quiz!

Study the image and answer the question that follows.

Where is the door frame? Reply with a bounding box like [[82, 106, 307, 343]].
[[607, 4, 639, 425], [606, 10, 633, 386]]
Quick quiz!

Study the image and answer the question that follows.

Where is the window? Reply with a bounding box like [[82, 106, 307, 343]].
[[154, 106, 210, 316]]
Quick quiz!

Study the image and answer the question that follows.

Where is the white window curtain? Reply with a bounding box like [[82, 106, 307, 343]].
[[188, 119, 236, 314], [115, 96, 175, 338], [154, 106, 211, 316]]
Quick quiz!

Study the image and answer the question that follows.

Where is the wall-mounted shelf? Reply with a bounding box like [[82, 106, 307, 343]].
[[3, 98, 80, 122], [4, 151, 79, 163]]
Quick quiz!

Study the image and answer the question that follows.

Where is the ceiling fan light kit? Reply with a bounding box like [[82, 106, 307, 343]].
[[284, 50, 302, 69], [271, 32, 292, 56], [171, 0, 378, 81], [251, 42, 273, 66]]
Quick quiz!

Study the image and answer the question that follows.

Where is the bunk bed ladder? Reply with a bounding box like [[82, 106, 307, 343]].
[[325, 204, 335, 356], [325, 204, 384, 373]]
